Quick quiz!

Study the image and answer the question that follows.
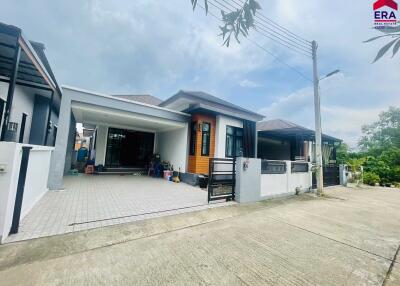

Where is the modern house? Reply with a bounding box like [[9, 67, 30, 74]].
[[0, 20, 346, 243], [0, 22, 62, 146], [257, 119, 341, 163], [48, 88, 264, 189], [257, 119, 342, 187]]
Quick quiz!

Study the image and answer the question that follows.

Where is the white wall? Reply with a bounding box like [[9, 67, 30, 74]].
[[235, 158, 312, 203], [260, 161, 312, 198], [0, 82, 52, 144], [155, 125, 188, 173], [21, 147, 53, 219], [215, 115, 243, 158], [260, 173, 289, 197], [0, 142, 53, 243], [0, 142, 21, 243]]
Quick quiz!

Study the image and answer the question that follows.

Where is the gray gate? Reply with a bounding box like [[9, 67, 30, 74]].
[[312, 165, 340, 188]]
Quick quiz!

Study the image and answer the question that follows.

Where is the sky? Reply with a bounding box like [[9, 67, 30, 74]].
[[1, 0, 399, 147]]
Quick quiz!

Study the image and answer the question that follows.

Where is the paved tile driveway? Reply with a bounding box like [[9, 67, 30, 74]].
[[6, 175, 229, 243]]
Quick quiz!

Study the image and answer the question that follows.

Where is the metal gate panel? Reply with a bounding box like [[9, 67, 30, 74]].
[[312, 165, 340, 188], [208, 158, 235, 202]]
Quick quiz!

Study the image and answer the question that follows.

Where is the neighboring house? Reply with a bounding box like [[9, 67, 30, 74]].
[[257, 119, 342, 187], [0, 22, 62, 146], [257, 119, 341, 164], [48, 88, 264, 189], [0, 22, 62, 242]]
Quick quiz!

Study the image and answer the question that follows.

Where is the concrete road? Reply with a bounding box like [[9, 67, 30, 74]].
[[0, 186, 399, 285]]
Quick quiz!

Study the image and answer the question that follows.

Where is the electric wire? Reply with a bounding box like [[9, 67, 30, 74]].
[[234, 0, 311, 45], [208, 0, 312, 57], [196, 2, 313, 82], [219, 0, 312, 52]]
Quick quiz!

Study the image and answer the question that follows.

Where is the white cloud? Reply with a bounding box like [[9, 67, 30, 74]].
[[239, 79, 262, 88]]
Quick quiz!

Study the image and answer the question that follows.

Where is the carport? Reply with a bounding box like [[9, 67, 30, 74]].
[[48, 86, 191, 190], [3, 86, 237, 243]]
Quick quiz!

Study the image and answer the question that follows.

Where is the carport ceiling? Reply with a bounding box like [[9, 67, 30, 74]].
[[72, 102, 186, 132]]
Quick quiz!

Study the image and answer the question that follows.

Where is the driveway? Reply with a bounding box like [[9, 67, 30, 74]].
[[1, 186, 399, 285], [6, 175, 229, 243]]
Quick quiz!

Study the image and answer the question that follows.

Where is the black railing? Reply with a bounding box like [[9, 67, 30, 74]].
[[291, 162, 309, 173], [208, 158, 236, 202], [261, 160, 286, 174]]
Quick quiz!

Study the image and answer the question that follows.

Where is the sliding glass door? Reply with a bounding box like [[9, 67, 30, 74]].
[[105, 127, 154, 168]]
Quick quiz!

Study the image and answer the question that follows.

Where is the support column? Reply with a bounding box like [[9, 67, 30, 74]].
[[0, 42, 21, 141], [43, 90, 54, 146], [47, 91, 72, 190]]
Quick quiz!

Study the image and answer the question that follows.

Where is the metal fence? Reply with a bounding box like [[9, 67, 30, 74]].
[[291, 162, 309, 173], [261, 160, 286, 174], [312, 165, 340, 188]]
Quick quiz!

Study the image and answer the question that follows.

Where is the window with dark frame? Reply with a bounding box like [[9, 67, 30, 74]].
[[201, 122, 210, 156], [225, 125, 244, 158], [189, 121, 197, 155]]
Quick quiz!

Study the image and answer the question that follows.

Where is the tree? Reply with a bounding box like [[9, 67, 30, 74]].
[[357, 106, 400, 184], [359, 106, 400, 153], [190, 0, 261, 46]]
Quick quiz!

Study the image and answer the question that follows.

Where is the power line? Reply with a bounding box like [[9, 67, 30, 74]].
[[208, 0, 312, 57], [214, 0, 311, 54], [196, 2, 313, 82], [234, 0, 311, 45], [219, 0, 311, 51]]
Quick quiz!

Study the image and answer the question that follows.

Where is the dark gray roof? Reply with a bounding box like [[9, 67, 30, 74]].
[[112, 94, 163, 106], [30, 41, 61, 93], [257, 119, 341, 142], [257, 119, 307, 132], [160, 90, 264, 120]]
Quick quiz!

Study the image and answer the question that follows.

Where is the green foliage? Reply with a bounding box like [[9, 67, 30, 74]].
[[364, 29, 400, 62], [346, 157, 366, 172], [335, 143, 349, 165], [340, 107, 400, 185], [363, 156, 391, 184], [363, 172, 380, 186], [191, 0, 261, 47], [336, 143, 362, 165], [359, 106, 400, 153]]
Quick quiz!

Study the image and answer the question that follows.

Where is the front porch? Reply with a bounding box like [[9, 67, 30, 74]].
[[6, 175, 231, 243]]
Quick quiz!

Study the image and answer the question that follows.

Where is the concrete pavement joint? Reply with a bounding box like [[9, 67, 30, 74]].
[[68, 201, 228, 226], [382, 243, 400, 286], [266, 216, 399, 264]]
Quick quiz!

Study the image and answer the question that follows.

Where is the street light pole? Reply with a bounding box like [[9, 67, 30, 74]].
[[312, 40, 324, 196]]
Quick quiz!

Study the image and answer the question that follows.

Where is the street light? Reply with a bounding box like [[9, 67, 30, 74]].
[[312, 40, 341, 196], [320, 69, 340, 81]]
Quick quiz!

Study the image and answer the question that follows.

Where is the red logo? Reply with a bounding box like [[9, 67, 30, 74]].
[[374, 0, 398, 11]]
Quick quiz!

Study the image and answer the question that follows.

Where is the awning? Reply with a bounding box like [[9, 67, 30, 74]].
[[65, 86, 190, 132]]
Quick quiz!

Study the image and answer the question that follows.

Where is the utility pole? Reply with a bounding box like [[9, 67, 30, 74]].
[[312, 40, 324, 196]]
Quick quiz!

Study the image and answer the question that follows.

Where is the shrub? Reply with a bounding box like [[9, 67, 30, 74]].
[[363, 172, 380, 186]]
